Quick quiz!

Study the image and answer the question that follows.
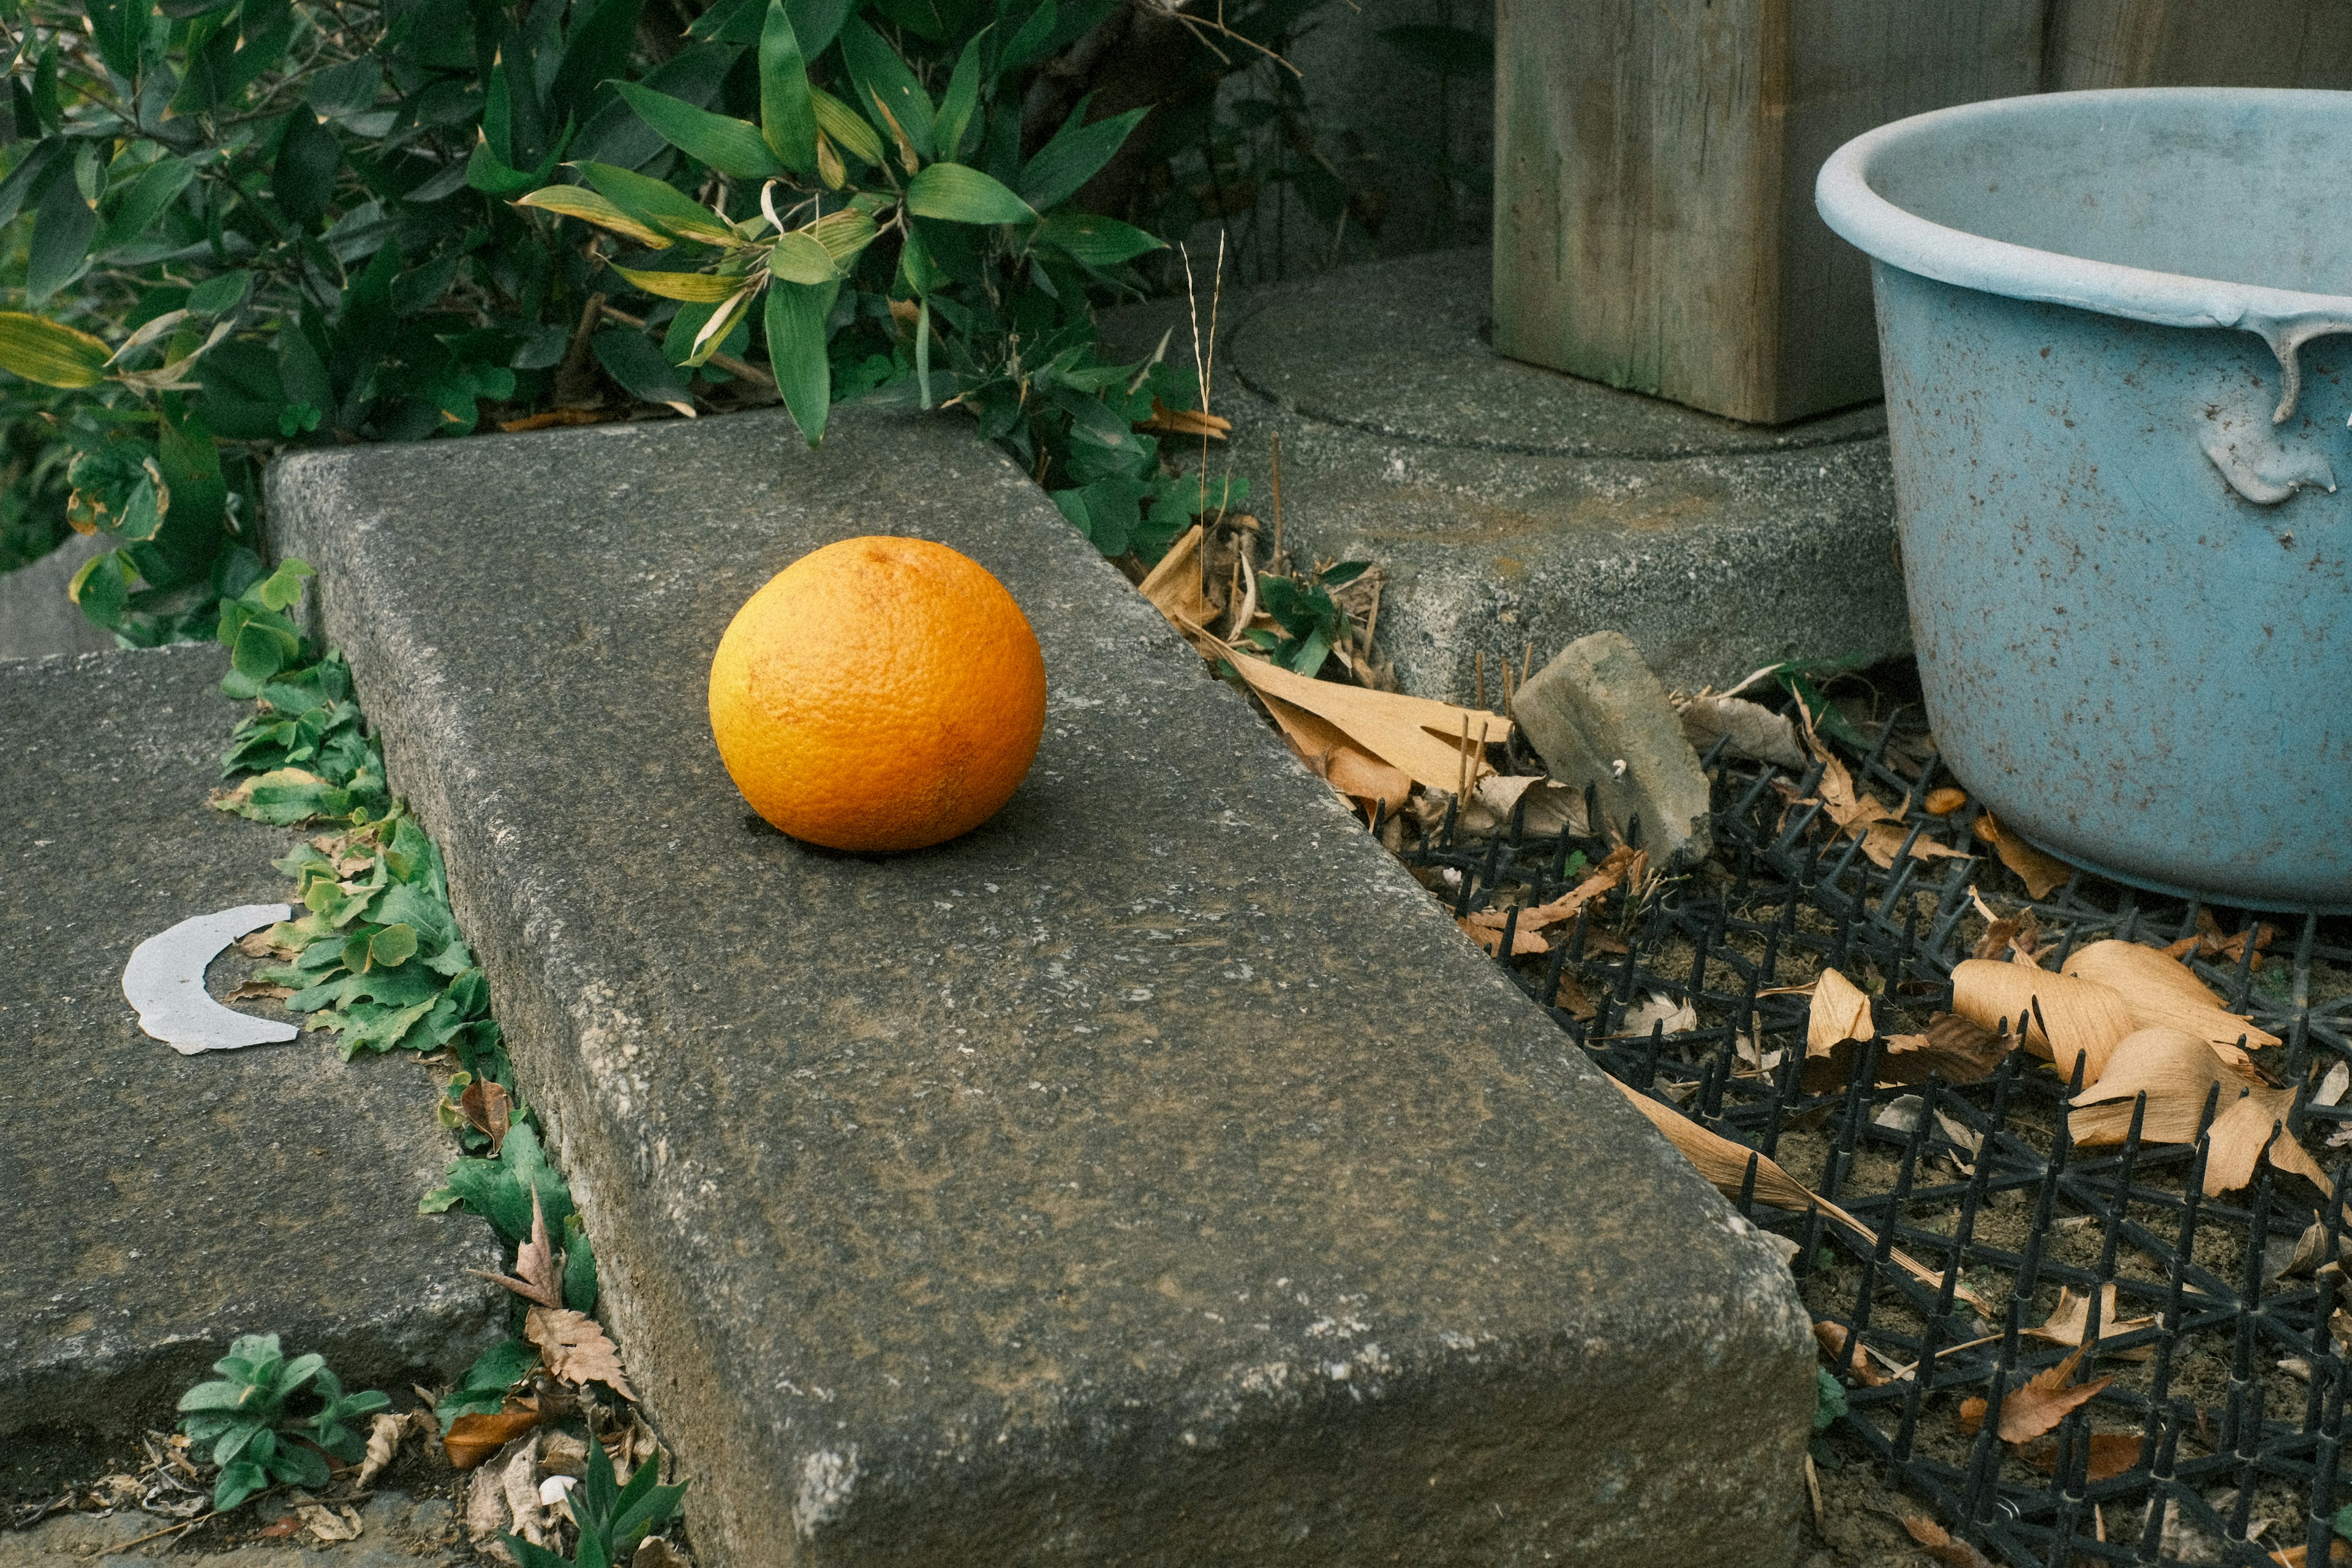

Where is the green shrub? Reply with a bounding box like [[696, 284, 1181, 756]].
[[175, 1333, 390, 1511]]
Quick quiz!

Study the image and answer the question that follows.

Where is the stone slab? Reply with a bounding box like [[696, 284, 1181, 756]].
[[1, 533, 116, 662], [1102, 249, 1913, 702], [0, 646, 505, 1436], [265, 408, 1813, 1568], [1511, 632, 1713, 872], [0, 1489, 462, 1566]]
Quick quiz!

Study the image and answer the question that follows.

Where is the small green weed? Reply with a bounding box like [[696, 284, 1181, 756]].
[[509, 1428, 688, 1568], [175, 1334, 389, 1512]]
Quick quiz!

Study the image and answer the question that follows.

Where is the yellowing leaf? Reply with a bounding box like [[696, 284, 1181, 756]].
[[611, 265, 744, 303], [0, 311, 113, 388], [513, 187, 673, 249]]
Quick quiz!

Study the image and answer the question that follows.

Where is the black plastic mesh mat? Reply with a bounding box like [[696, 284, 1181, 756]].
[[1404, 716, 2352, 1567]]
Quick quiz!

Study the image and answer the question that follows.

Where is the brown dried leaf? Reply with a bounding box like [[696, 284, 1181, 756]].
[[2062, 940, 2281, 1052], [1812, 1321, 1888, 1387], [1857, 820, 1971, 870], [1457, 772, 1587, 839], [2024, 1285, 2156, 1349], [297, 1502, 364, 1543], [1257, 690, 1415, 821], [1458, 917, 1547, 957], [2206, 1085, 2332, 1197], [1806, 968, 1875, 1058], [1223, 651, 1508, 794], [1924, 787, 1968, 816], [458, 1077, 514, 1159], [634, 1539, 692, 1568], [1884, 1014, 2010, 1084], [1462, 845, 1642, 934], [355, 1411, 408, 1489], [1973, 812, 2075, 899], [1134, 397, 1231, 440], [223, 981, 295, 1003], [527, 1306, 638, 1400], [1136, 525, 1216, 641], [1992, 1349, 2111, 1442], [445, 1409, 542, 1471], [474, 1188, 565, 1309], [2024, 1431, 2141, 1482], [1951, 960, 2133, 1085], [1903, 1515, 1994, 1568], [2070, 1027, 2234, 1147], [1607, 1077, 1977, 1307]]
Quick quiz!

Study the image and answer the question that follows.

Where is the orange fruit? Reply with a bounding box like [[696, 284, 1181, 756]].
[[707, 536, 1047, 852]]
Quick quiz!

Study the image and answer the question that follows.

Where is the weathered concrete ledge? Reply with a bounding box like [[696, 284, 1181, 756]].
[[266, 409, 1812, 1566], [0, 646, 504, 1435], [1102, 249, 1911, 701]]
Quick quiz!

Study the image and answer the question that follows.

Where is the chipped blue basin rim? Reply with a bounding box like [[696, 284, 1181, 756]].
[[1817, 88, 2352, 914]]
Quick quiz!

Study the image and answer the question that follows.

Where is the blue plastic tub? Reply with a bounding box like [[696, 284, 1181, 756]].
[[1817, 88, 2352, 913]]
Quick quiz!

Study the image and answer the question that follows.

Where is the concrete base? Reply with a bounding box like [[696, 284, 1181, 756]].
[[0, 532, 116, 662], [1102, 249, 1912, 700], [267, 407, 1812, 1567], [0, 646, 505, 1436]]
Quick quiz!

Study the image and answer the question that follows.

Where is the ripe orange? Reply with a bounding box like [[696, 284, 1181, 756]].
[[707, 536, 1047, 853]]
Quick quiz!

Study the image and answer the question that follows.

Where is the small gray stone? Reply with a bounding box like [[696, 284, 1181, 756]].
[[265, 406, 1814, 1568], [0, 533, 115, 662], [0, 646, 505, 1439], [1511, 631, 1714, 870]]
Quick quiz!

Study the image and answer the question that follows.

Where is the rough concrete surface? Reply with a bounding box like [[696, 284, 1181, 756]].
[[1100, 249, 1912, 701], [0, 1490, 461, 1567], [1510, 633, 1713, 871], [266, 408, 1814, 1567], [1, 534, 115, 662], [0, 646, 505, 1437]]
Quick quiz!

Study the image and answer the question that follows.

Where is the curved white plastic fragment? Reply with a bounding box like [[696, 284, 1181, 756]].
[[123, 902, 300, 1054]]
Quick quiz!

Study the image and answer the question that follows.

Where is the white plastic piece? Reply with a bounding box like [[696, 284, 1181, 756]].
[[123, 902, 300, 1054]]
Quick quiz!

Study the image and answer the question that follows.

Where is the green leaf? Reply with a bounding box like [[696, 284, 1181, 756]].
[[69, 549, 132, 629], [810, 206, 876, 268], [995, 0, 1058, 79], [765, 278, 837, 447], [368, 923, 419, 968], [613, 84, 785, 181], [570, 163, 736, 245], [1319, 560, 1370, 587], [188, 270, 252, 315], [1813, 1366, 1849, 1433], [26, 171, 95, 304], [274, 110, 342, 226], [0, 311, 111, 387], [933, 35, 984, 162], [592, 329, 694, 406], [563, 1217, 598, 1312], [515, 186, 674, 250], [177, 1379, 254, 1413], [612, 265, 744, 303], [787, 0, 856, 53], [97, 154, 197, 254], [252, 558, 313, 612], [757, 0, 818, 175], [837, 17, 934, 161], [1030, 212, 1161, 267], [809, 88, 886, 169], [906, 163, 1033, 225], [1017, 105, 1147, 212], [213, 1459, 269, 1512], [767, 230, 839, 285], [503, 1533, 575, 1568]]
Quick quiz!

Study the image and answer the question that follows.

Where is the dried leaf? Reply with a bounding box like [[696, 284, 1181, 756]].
[[475, 1188, 565, 1309], [1995, 1348, 2111, 1442], [2206, 1086, 2332, 1197], [1457, 772, 1587, 839], [1257, 691, 1414, 819], [1903, 1515, 1994, 1568], [1607, 1077, 1977, 1306], [2318, 1061, 2351, 1109], [1856, 820, 1971, 870], [634, 1539, 693, 1568], [1223, 652, 1508, 794], [527, 1306, 638, 1400], [1136, 525, 1216, 641], [1806, 968, 1874, 1058], [2070, 1027, 2233, 1147], [2024, 1284, 2155, 1348], [1951, 960, 2133, 1084], [1812, 1321, 1888, 1387], [1924, 787, 1967, 816], [1458, 917, 1547, 957], [355, 1411, 408, 1489], [2061, 940, 2281, 1052], [1883, 1014, 2009, 1084], [2024, 1431, 2140, 1481], [1461, 845, 1642, 934], [297, 1502, 364, 1542], [1618, 992, 1699, 1038], [459, 1077, 514, 1158], [1679, 694, 1808, 771], [466, 1449, 520, 1561], [1134, 397, 1231, 440], [1973, 812, 2074, 899], [501, 1436, 548, 1547], [446, 1408, 543, 1471], [223, 980, 296, 1003]]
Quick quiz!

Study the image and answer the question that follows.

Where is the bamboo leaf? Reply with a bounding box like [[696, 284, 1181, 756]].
[[810, 88, 886, 169], [932, 34, 984, 162], [1030, 211, 1161, 266], [767, 230, 839, 285], [613, 83, 786, 181], [906, 162, 1033, 225], [612, 265, 744, 303], [0, 309, 111, 387], [765, 278, 837, 447], [1017, 104, 1147, 212], [756, 0, 818, 175], [810, 206, 876, 267], [837, 16, 934, 161], [569, 163, 736, 244], [514, 186, 674, 249]]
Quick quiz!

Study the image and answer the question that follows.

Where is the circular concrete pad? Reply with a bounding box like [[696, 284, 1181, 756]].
[[1226, 251, 1887, 459]]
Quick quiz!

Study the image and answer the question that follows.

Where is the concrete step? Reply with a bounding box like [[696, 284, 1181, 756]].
[[0, 646, 505, 1437], [1099, 248, 1912, 702], [264, 407, 1811, 1567]]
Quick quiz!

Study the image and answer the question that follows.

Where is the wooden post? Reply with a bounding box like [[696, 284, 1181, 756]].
[[2044, 0, 2352, 91], [1492, 0, 2043, 424]]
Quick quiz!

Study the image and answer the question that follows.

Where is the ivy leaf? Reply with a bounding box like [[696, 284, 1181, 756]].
[[756, 0, 818, 175], [613, 83, 785, 181], [906, 163, 1033, 225]]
